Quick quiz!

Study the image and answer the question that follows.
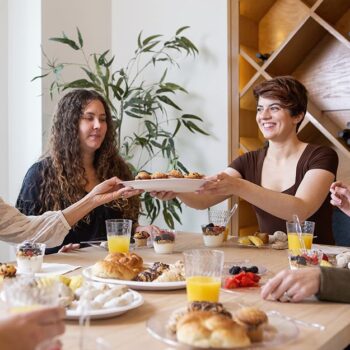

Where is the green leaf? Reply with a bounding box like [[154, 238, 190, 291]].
[[176, 161, 189, 174], [181, 114, 203, 121], [142, 41, 160, 52], [142, 34, 162, 46], [62, 79, 97, 90], [172, 120, 181, 137], [137, 31, 142, 48], [157, 95, 182, 110], [98, 50, 110, 65], [31, 72, 50, 82], [77, 27, 83, 48], [49, 37, 80, 50], [125, 111, 143, 119], [183, 120, 210, 135], [163, 208, 175, 229], [164, 82, 187, 93], [160, 69, 167, 84], [176, 26, 190, 36], [81, 67, 98, 83]]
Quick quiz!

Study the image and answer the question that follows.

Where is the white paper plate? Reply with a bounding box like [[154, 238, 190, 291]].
[[83, 266, 186, 291], [65, 289, 144, 320], [122, 178, 206, 193]]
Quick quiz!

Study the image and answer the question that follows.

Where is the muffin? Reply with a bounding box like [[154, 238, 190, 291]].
[[234, 307, 268, 342], [184, 172, 203, 179], [167, 169, 184, 178], [134, 231, 150, 247], [151, 172, 168, 179], [135, 171, 151, 180]]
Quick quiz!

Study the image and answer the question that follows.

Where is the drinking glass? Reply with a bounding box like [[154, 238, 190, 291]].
[[208, 209, 230, 241], [16, 241, 46, 274], [3, 276, 60, 350], [105, 219, 132, 253], [184, 249, 224, 302], [286, 220, 315, 251]]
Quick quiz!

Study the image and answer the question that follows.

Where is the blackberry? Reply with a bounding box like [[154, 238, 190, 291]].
[[247, 266, 259, 274], [229, 266, 241, 275], [206, 223, 214, 228], [296, 256, 307, 265]]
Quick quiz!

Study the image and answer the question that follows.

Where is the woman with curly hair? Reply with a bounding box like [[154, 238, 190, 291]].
[[16, 89, 157, 253]]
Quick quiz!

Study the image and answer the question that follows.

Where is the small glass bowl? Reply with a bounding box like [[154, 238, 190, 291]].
[[288, 249, 323, 270], [152, 229, 176, 254], [201, 224, 225, 247]]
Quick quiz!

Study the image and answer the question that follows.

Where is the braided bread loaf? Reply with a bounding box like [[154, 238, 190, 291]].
[[91, 252, 143, 280]]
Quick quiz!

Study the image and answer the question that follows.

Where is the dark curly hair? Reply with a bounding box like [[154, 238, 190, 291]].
[[38, 89, 139, 223], [253, 76, 308, 132]]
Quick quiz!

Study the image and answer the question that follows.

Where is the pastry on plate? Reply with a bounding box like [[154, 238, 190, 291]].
[[234, 307, 268, 342], [167, 169, 184, 178], [151, 172, 168, 179], [134, 231, 150, 247], [135, 171, 151, 180], [184, 172, 203, 179]]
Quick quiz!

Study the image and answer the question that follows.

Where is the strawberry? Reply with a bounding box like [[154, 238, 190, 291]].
[[322, 253, 329, 262]]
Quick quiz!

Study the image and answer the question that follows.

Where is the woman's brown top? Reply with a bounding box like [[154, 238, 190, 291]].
[[229, 144, 338, 244]]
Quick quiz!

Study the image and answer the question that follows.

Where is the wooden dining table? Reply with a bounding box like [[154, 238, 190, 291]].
[[44, 232, 350, 350]]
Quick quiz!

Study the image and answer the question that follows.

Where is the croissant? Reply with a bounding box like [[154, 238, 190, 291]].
[[91, 260, 140, 280]]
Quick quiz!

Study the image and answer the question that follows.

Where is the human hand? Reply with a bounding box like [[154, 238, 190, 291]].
[[135, 224, 161, 236], [59, 243, 80, 253], [197, 172, 236, 196], [261, 268, 321, 302], [330, 181, 350, 217], [89, 177, 144, 206], [150, 191, 177, 201], [0, 306, 65, 350]]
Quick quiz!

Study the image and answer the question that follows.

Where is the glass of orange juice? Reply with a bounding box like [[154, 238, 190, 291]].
[[286, 220, 315, 251], [3, 276, 61, 349], [184, 249, 224, 302], [106, 219, 132, 253]]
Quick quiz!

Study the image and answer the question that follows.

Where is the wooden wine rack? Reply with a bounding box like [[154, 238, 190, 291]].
[[228, 0, 350, 236]]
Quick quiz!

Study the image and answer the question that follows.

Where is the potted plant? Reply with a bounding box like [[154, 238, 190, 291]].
[[34, 26, 209, 228]]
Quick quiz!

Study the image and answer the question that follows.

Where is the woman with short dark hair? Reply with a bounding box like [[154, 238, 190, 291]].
[[153, 76, 338, 244]]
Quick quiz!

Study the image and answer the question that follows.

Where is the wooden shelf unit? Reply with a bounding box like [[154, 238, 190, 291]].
[[228, 0, 350, 236]]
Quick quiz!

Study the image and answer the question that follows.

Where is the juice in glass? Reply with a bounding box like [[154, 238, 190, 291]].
[[108, 235, 130, 253], [186, 276, 221, 302], [287, 233, 313, 250]]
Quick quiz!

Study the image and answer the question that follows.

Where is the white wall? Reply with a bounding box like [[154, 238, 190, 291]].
[[8, 0, 42, 204], [112, 0, 229, 231], [0, 0, 8, 199], [42, 0, 112, 149], [0, 0, 42, 260]]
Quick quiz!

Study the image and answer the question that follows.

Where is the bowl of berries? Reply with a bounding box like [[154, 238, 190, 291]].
[[16, 241, 46, 274], [288, 249, 323, 270], [201, 223, 226, 247], [153, 230, 176, 254]]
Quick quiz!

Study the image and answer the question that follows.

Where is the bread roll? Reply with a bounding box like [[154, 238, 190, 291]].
[[176, 311, 250, 348], [92, 252, 144, 280]]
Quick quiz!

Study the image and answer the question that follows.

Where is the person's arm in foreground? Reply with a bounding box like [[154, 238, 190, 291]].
[[0, 177, 142, 247], [261, 267, 350, 303], [330, 181, 350, 217], [199, 167, 335, 222], [0, 306, 65, 350]]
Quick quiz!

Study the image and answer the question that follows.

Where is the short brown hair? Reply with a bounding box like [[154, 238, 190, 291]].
[[253, 76, 308, 131]]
